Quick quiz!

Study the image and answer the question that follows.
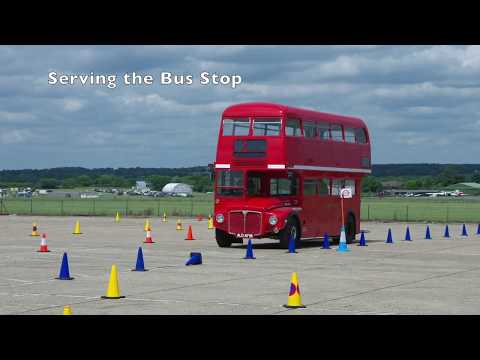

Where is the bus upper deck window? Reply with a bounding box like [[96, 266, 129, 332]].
[[223, 118, 250, 136], [355, 128, 367, 144], [285, 119, 302, 136], [345, 128, 356, 143], [253, 118, 281, 136], [330, 124, 343, 141], [318, 123, 330, 140], [303, 121, 316, 138]]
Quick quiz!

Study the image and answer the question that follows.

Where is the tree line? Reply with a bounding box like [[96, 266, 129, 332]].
[[1, 165, 479, 193]]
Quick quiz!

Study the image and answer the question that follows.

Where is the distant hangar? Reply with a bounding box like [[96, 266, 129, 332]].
[[161, 183, 193, 197]]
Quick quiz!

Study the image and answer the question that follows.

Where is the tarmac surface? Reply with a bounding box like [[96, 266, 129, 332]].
[[1, 215, 480, 315]]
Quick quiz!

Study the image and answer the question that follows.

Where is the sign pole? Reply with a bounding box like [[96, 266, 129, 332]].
[[341, 196, 345, 227]]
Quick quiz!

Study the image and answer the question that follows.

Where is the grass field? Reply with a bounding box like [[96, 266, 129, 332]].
[[1, 195, 479, 223], [361, 197, 480, 223]]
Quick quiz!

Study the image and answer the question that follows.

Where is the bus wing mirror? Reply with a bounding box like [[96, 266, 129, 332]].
[[208, 163, 215, 181]]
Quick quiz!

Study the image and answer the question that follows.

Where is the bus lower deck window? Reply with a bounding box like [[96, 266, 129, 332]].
[[344, 179, 356, 195], [270, 177, 298, 196], [303, 179, 317, 195], [318, 179, 330, 195], [331, 179, 356, 196], [247, 174, 262, 196]]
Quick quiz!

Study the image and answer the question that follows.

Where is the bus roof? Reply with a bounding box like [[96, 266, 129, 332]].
[[222, 102, 367, 129]]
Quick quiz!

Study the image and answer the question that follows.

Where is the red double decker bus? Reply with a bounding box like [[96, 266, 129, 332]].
[[212, 102, 371, 248]]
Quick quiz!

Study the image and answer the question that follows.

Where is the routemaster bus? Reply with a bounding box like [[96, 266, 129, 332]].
[[212, 102, 371, 248]]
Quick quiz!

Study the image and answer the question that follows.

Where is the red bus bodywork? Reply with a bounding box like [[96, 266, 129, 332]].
[[213, 102, 371, 248]]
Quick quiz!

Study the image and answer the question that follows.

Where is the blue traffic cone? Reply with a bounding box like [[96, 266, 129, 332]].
[[461, 224, 468, 237], [287, 234, 297, 253], [244, 239, 256, 259], [444, 224, 450, 238], [322, 233, 331, 249], [476, 224, 480, 235], [186, 252, 202, 266], [358, 231, 367, 246], [404, 226, 411, 241], [425, 225, 432, 240], [132, 247, 148, 271], [386, 228, 393, 243], [56, 252, 74, 280], [337, 226, 350, 252]]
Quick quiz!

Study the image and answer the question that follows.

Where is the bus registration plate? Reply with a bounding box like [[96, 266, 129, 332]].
[[236, 233, 253, 238]]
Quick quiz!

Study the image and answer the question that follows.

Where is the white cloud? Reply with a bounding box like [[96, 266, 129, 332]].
[[0, 129, 34, 144], [63, 98, 85, 112], [0, 111, 36, 123]]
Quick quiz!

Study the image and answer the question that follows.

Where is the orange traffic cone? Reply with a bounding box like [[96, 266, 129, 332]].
[[144, 227, 154, 244], [185, 225, 195, 240], [37, 233, 51, 253], [197, 214, 203, 221], [30, 222, 40, 237]]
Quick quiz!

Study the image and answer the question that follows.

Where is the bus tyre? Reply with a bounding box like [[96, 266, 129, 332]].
[[215, 229, 233, 248], [346, 214, 356, 244], [279, 217, 300, 249]]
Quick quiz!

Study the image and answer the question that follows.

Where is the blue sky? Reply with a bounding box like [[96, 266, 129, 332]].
[[1, 45, 480, 170]]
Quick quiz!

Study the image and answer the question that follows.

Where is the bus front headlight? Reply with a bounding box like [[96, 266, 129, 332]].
[[216, 213, 224, 223], [268, 215, 278, 226]]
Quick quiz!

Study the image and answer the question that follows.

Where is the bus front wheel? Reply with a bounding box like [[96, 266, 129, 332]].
[[215, 229, 234, 248], [279, 217, 300, 249]]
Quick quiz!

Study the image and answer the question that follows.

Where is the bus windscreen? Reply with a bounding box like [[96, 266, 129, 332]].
[[216, 170, 244, 196]]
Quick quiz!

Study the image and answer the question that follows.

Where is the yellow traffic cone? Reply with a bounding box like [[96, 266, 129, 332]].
[[162, 212, 167, 223], [208, 216, 214, 230], [115, 211, 120, 223], [72, 220, 82, 235], [30, 222, 40, 236], [63, 305, 72, 315], [283, 272, 306, 308], [176, 219, 183, 231], [101, 264, 125, 299], [144, 219, 150, 232]]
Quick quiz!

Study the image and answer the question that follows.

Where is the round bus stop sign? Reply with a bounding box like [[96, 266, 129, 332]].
[[340, 187, 353, 199]]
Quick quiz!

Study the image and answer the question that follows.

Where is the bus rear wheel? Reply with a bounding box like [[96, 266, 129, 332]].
[[215, 229, 234, 248], [279, 217, 300, 249]]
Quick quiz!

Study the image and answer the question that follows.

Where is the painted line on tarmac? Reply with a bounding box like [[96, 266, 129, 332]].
[[0, 278, 58, 288], [10, 291, 282, 314], [0, 278, 31, 283]]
